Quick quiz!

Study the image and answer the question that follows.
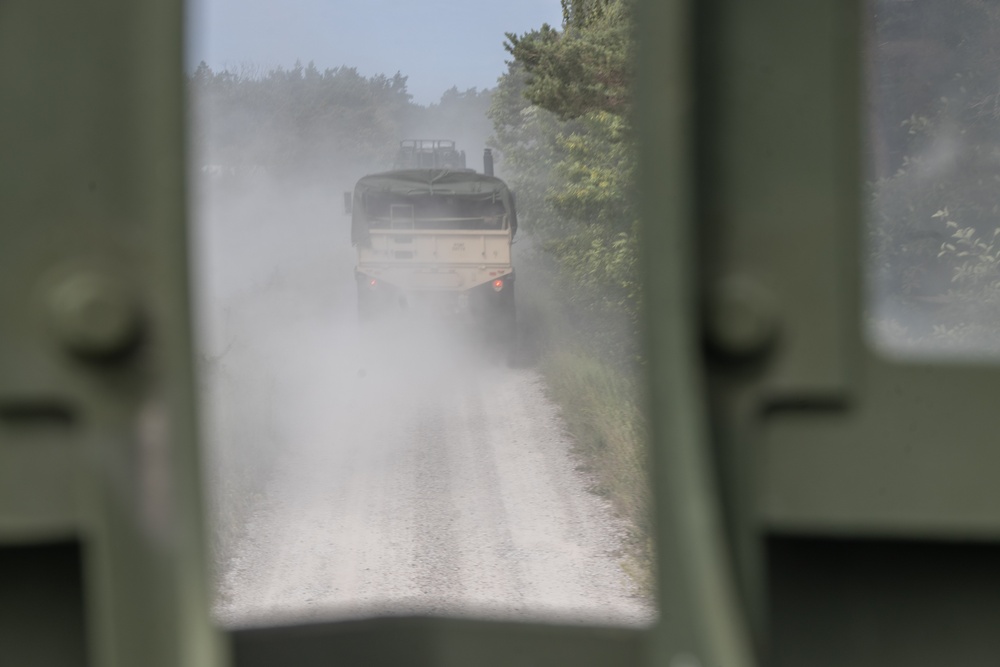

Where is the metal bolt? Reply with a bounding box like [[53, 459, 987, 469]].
[[49, 272, 140, 359], [707, 276, 779, 358]]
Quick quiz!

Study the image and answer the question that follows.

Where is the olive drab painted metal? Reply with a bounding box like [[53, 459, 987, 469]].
[[650, 0, 1000, 665], [5, 0, 1000, 665], [637, 1, 757, 665], [0, 0, 224, 665]]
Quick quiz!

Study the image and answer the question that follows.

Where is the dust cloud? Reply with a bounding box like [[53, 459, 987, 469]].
[[187, 62, 651, 627], [190, 172, 351, 564], [189, 167, 487, 561], [190, 170, 651, 627]]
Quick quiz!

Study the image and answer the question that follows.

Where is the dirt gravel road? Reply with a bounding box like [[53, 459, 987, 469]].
[[211, 324, 653, 629]]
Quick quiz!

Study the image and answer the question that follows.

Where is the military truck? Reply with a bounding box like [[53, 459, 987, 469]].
[[347, 140, 517, 346]]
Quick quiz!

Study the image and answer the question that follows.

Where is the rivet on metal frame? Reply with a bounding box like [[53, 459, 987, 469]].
[[706, 275, 780, 359], [48, 271, 141, 360]]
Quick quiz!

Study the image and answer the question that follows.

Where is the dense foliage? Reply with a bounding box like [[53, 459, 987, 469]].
[[190, 61, 413, 181], [190, 62, 494, 184], [490, 0, 639, 363], [488, 0, 652, 585]]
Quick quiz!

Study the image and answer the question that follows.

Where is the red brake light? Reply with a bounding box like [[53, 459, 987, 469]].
[[369, 279, 378, 289], [492, 278, 504, 292]]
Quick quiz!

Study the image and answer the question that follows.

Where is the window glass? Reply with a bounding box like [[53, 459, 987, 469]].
[[868, 0, 1000, 358], [187, 0, 656, 627]]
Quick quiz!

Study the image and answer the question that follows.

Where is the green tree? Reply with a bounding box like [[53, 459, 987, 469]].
[[490, 0, 640, 357], [491, 2, 652, 585], [189, 62, 413, 182], [505, 0, 633, 119]]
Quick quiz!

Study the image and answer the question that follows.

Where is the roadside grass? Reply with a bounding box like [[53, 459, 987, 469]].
[[516, 261, 655, 598], [540, 345, 655, 596]]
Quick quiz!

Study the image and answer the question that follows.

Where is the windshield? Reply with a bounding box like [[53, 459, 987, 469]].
[[188, 0, 652, 631]]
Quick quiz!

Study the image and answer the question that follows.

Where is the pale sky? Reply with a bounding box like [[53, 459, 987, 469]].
[[187, 0, 565, 105]]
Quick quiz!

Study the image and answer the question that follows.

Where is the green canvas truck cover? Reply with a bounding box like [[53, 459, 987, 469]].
[[351, 169, 517, 245]]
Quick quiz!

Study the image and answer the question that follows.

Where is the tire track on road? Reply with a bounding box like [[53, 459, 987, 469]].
[[214, 359, 654, 628]]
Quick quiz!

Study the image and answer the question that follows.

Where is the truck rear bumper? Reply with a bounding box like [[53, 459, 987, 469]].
[[355, 264, 512, 292], [356, 269, 514, 322]]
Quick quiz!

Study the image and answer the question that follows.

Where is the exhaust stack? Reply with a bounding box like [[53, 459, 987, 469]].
[[483, 148, 494, 176]]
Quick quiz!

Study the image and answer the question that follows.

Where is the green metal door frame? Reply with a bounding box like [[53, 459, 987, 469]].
[[0, 0, 222, 664]]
